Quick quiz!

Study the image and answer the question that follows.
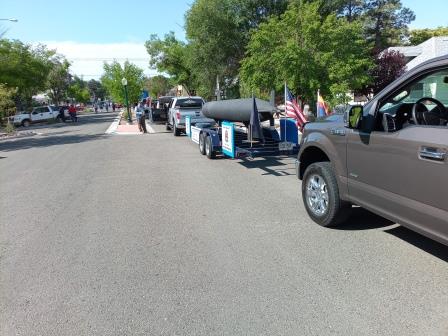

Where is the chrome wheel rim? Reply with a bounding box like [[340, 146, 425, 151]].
[[306, 174, 329, 216]]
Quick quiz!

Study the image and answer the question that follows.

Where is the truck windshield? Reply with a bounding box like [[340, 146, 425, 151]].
[[175, 99, 203, 109]]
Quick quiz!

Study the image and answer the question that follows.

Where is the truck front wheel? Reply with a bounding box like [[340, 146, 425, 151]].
[[302, 162, 350, 227], [22, 119, 30, 127]]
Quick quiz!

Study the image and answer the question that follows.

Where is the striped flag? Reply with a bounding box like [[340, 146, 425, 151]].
[[285, 85, 307, 129]]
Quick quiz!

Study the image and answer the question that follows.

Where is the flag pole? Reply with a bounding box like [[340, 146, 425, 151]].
[[284, 82, 287, 144], [317, 89, 320, 118]]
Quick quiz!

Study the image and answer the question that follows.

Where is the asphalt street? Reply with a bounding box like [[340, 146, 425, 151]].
[[1, 112, 447, 336]]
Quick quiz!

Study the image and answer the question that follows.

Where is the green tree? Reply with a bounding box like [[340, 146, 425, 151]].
[[185, 0, 288, 98], [409, 26, 448, 45], [87, 79, 106, 101], [67, 76, 90, 103], [47, 57, 72, 104], [0, 84, 17, 123], [362, 0, 415, 50], [145, 32, 194, 90], [145, 75, 172, 98], [240, 0, 372, 105], [0, 39, 54, 109], [101, 60, 145, 105]]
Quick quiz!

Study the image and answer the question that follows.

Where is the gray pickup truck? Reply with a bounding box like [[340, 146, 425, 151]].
[[297, 55, 448, 246], [166, 96, 212, 136]]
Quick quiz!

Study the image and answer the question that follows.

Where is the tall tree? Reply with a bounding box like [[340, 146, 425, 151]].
[[101, 61, 145, 105], [184, 0, 288, 97], [145, 75, 172, 98], [87, 79, 106, 101], [0, 39, 54, 109], [362, 0, 415, 50], [47, 57, 72, 104], [145, 32, 193, 90], [240, 1, 372, 104], [68, 76, 90, 103]]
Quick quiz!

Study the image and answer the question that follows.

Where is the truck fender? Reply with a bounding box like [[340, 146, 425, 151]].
[[299, 133, 349, 201]]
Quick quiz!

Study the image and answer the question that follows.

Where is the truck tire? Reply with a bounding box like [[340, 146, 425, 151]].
[[173, 121, 181, 136], [205, 135, 216, 159], [302, 162, 350, 227], [199, 133, 206, 155], [22, 119, 30, 127], [166, 122, 171, 131]]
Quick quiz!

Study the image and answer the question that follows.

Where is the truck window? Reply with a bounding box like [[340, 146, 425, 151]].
[[175, 99, 203, 109]]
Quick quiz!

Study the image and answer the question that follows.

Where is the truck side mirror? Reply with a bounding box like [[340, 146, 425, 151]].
[[344, 105, 363, 129]]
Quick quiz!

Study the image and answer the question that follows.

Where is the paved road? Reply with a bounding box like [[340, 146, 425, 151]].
[[1, 113, 447, 336]]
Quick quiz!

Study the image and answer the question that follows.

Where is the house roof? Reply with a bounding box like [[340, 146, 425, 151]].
[[387, 36, 448, 70]]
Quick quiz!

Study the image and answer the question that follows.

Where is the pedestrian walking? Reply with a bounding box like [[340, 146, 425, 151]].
[[68, 104, 77, 122], [58, 105, 66, 123], [112, 103, 116, 112], [94, 103, 98, 114], [134, 101, 147, 133]]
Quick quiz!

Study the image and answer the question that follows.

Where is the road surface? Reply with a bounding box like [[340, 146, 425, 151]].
[[1, 113, 447, 335]]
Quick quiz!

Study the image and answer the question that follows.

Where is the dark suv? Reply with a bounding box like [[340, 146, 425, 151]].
[[296, 55, 448, 245]]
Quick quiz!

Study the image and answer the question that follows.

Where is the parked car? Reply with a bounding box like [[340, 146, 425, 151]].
[[10, 105, 68, 127], [147, 96, 174, 123], [296, 55, 448, 245], [166, 96, 209, 136]]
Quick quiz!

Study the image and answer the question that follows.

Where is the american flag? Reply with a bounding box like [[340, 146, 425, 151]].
[[285, 85, 307, 129]]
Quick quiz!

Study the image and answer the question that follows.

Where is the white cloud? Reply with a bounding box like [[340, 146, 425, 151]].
[[42, 41, 157, 80]]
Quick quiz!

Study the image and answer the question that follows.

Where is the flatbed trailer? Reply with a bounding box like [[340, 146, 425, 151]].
[[190, 120, 299, 160]]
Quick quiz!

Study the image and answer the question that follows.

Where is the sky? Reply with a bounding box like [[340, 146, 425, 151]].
[[1, 0, 448, 80]]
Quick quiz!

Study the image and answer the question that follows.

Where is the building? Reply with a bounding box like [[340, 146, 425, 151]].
[[386, 36, 448, 70]]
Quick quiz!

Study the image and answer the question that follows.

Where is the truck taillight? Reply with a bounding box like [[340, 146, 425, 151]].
[[176, 110, 181, 120]]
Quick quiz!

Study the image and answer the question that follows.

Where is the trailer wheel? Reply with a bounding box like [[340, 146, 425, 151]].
[[199, 133, 206, 155], [205, 135, 216, 159]]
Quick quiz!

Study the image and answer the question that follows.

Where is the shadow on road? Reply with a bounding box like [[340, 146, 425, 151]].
[[333, 207, 394, 231], [385, 226, 448, 263], [0, 134, 106, 152], [334, 207, 448, 262], [237, 156, 297, 177]]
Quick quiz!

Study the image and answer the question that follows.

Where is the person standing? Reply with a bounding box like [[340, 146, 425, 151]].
[[58, 105, 66, 123], [68, 104, 77, 122], [134, 101, 147, 133], [112, 103, 116, 112]]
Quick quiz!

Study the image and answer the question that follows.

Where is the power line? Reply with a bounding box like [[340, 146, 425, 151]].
[[67, 58, 149, 62]]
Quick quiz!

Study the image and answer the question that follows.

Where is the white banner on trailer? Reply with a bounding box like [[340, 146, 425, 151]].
[[191, 126, 201, 144]]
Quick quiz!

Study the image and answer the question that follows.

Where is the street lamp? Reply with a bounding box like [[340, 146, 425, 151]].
[[0, 18, 18, 22], [122, 77, 131, 123]]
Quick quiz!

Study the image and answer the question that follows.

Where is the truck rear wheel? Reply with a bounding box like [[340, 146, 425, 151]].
[[173, 121, 181, 136], [199, 133, 206, 155], [302, 162, 350, 227], [205, 135, 216, 159]]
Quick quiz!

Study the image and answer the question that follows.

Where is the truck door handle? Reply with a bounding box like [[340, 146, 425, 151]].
[[419, 148, 446, 161]]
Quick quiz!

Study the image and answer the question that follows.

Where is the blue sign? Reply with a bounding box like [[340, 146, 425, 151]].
[[221, 121, 235, 158], [185, 116, 191, 137], [141, 90, 149, 100]]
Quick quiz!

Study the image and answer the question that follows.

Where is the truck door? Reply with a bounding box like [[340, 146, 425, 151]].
[[31, 107, 47, 121], [347, 68, 448, 243]]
